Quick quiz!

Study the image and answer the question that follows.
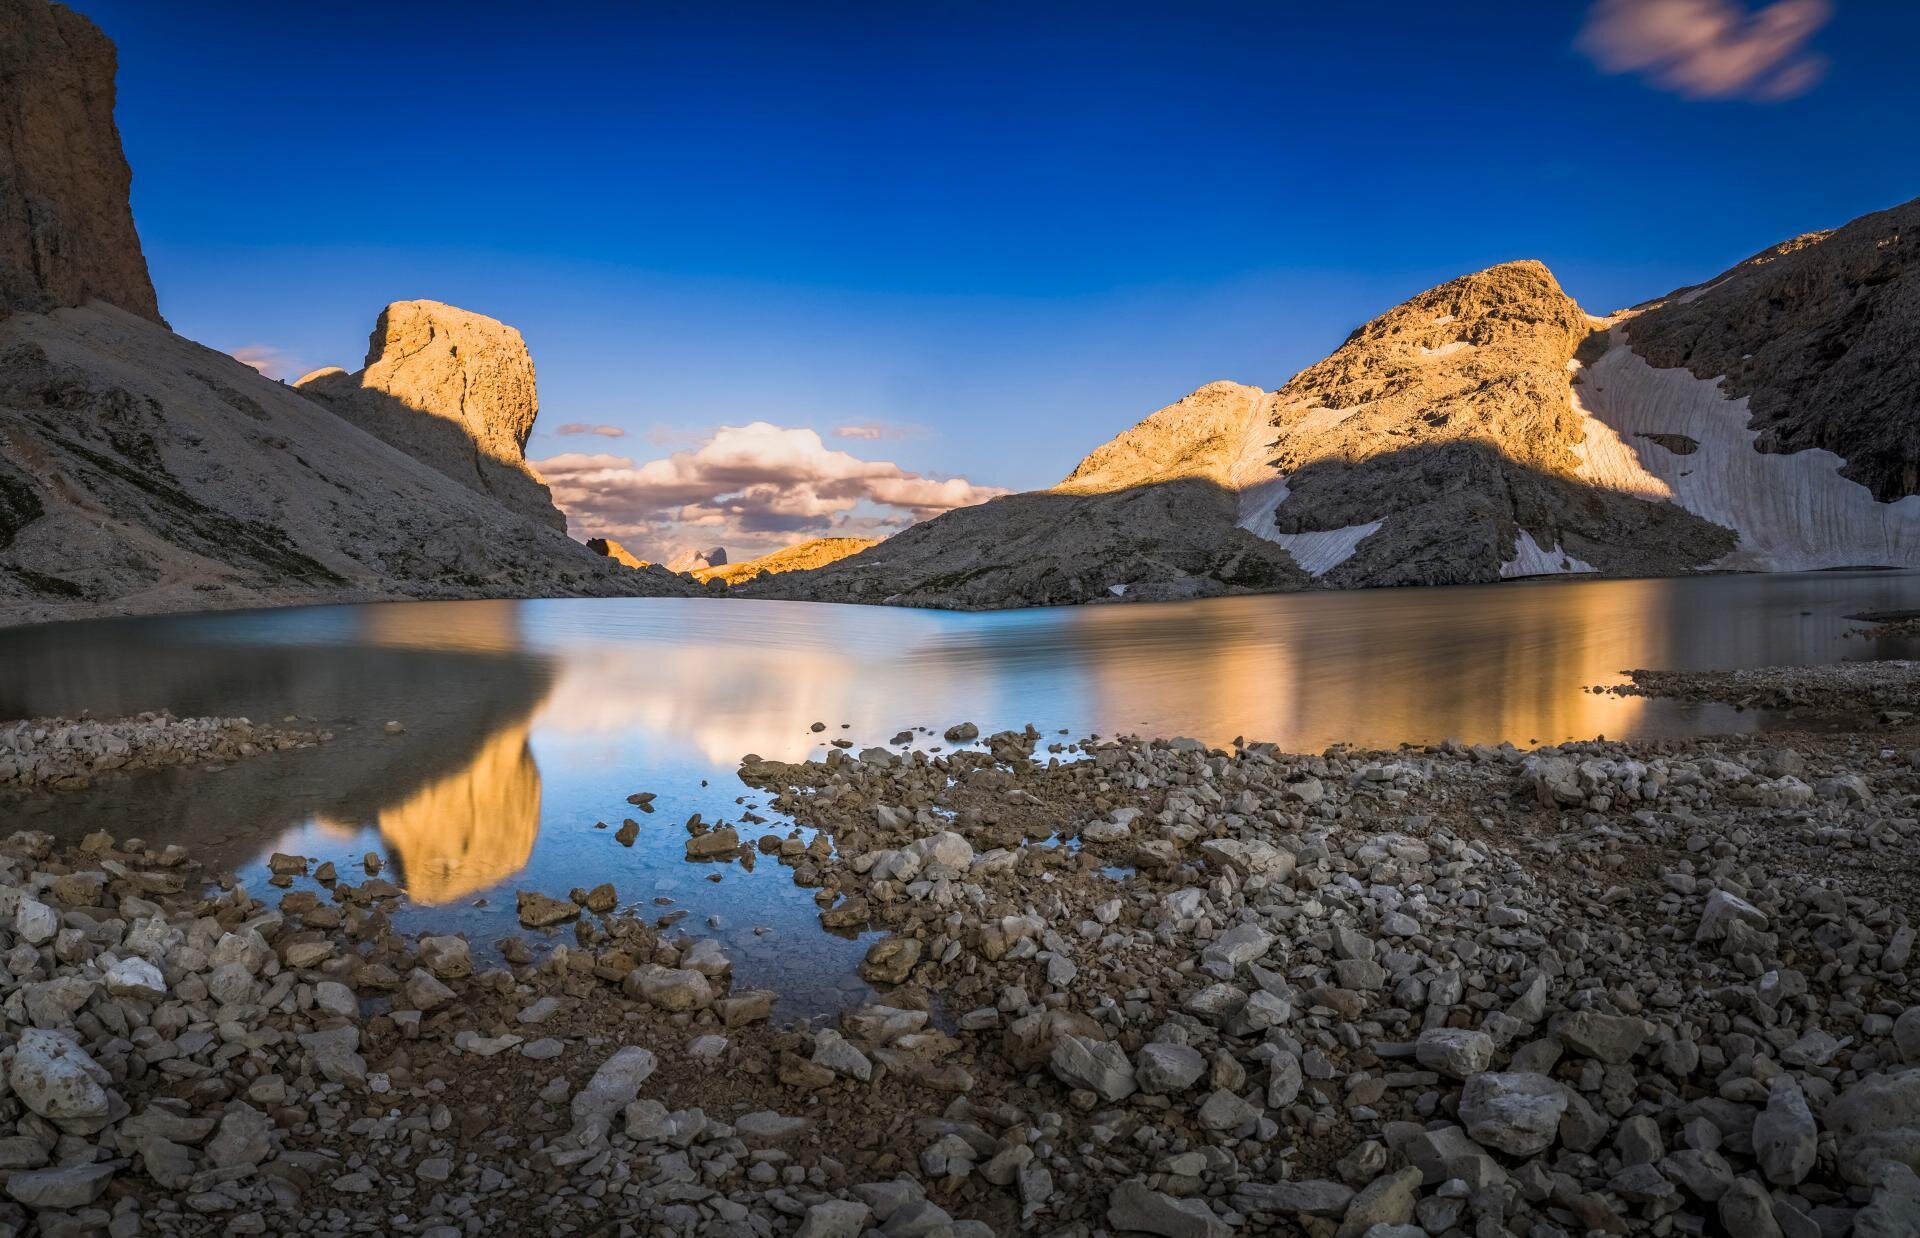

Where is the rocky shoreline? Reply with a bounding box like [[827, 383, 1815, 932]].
[[1601, 662, 1920, 717], [0, 714, 326, 794], [3, 691, 1920, 1235]]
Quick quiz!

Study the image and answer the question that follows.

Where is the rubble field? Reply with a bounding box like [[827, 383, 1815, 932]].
[[3, 669, 1920, 1236]]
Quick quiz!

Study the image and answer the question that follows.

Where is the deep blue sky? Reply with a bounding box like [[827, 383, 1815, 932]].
[[73, 0, 1920, 494]]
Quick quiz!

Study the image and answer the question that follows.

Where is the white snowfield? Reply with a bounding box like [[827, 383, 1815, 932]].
[[1573, 328, 1920, 571], [1500, 530, 1597, 578], [1235, 476, 1382, 578]]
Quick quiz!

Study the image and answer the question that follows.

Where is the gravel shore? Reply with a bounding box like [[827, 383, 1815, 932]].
[[1602, 661, 1920, 716], [0, 714, 326, 794], [3, 679, 1919, 1235]]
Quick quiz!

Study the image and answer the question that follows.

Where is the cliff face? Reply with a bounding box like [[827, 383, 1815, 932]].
[[0, 304, 695, 624], [297, 301, 566, 530], [1627, 196, 1920, 502], [0, 0, 162, 322], [0, 0, 697, 625]]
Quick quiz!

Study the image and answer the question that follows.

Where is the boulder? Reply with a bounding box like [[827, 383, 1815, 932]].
[[1459, 1072, 1568, 1156]]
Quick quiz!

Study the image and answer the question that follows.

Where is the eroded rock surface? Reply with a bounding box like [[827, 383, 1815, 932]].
[[297, 300, 565, 530], [0, 0, 161, 322]]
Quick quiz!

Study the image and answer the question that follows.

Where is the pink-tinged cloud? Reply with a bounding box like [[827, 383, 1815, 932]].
[[1577, 0, 1832, 100], [535, 420, 1007, 560], [556, 422, 627, 438], [832, 421, 923, 441], [230, 345, 301, 380]]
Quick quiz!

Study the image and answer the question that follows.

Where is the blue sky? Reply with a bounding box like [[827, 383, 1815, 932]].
[[72, 0, 1919, 555]]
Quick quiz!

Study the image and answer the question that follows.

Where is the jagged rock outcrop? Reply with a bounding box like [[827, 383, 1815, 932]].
[[296, 301, 565, 529], [667, 546, 727, 573], [0, 2, 692, 624], [0, 0, 161, 322], [586, 537, 647, 569], [0, 305, 695, 623], [697, 537, 879, 586], [1626, 195, 1920, 501]]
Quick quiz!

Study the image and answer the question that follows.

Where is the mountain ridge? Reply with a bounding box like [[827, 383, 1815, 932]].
[[749, 211, 1918, 609]]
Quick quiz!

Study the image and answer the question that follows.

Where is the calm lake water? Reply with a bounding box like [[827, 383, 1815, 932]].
[[4, 571, 1918, 1012]]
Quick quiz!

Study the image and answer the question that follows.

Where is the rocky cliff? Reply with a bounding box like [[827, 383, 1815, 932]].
[[1626, 195, 1920, 502], [666, 546, 727, 573], [0, 0, 161, 322], [0, 305, 694, 623], [0, 0, 691, 624], [296, 301, 566, 530]]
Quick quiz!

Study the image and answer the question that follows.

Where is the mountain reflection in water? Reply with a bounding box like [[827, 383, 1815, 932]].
[[3, 572, 1918, 1008]]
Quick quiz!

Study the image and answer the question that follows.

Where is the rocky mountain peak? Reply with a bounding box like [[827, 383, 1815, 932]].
[[1056, 381, 1272, 495], [0, 0, 163, 323], [297, 300, 566, 530]]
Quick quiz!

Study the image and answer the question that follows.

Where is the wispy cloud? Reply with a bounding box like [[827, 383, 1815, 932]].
[[230, 345, 302, 380], [555, 423, 627, 438], [832, 421, 924, 441], [1577, 0, 1832, 100], [534, 420, 1006, 560]]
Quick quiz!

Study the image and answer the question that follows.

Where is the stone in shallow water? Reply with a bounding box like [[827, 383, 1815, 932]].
[[515, 890, 578, 927]]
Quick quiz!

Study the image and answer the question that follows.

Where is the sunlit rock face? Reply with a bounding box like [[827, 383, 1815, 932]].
[[587, 538, 647, 569], [695, 537, 877, 585], [373, 718, 542, 906], [667, 546, 727, 573], [298, 301, 566, 530], [0, 0, 162, 323]]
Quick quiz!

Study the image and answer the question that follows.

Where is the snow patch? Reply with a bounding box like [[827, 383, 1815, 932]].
[[1270, 521, 1384, 577], [1572, 329, 1920, 570], [1500, 530, 1597, 578], [1236, 477, 1381, 577], [1674, 274, 1734, 306], [1235, 476, 1291, 536]]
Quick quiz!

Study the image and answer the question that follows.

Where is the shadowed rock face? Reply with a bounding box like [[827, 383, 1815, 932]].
[[0, 0, 162, 322], [297, 301, 566, 529], [753, 262, 1733, 608], [1628, 195, 1920, 502], [0, 304, 695, 624]]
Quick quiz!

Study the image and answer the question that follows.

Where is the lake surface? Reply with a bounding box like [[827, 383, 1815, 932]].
[[4, 571, 1918, 1013]]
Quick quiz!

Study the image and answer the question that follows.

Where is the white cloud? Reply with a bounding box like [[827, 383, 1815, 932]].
[[832, 421, 923, 441], [534, 420, 1006, 560], [230, 345, 301, 380], [1577, 0, 1832, 100], [555, 423, 627, 438]]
